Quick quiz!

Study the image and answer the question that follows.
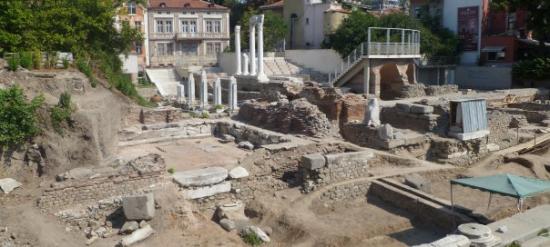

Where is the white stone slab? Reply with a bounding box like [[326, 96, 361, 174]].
[[183, 181, 231, 199], [0, 178, 22, 194], [229, 166, 249, 179], [173, 167, 228, 187]]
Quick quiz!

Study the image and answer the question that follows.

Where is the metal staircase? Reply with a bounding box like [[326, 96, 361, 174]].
[[328, 27, 422, 87]]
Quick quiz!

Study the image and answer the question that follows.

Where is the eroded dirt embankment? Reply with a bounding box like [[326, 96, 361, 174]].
[[0, 69, 132, 179]]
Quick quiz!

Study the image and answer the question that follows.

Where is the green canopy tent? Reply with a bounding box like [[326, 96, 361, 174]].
[[450, 174, 550, 213]]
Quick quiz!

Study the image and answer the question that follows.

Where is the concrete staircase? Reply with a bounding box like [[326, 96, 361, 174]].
[[145, 68, 181, 97], [263, 57, 328, 83]]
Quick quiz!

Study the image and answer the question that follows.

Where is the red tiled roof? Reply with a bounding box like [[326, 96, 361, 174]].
[[260, 0, 284, 10], [149, 0, 228, 10]]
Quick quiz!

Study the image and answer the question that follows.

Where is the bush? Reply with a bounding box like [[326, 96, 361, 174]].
[[214, 104, 224, 110], [241, 231, 262, 246], [167, 168, 175, 174], [62, 58, 69, 69], [19, 52, 33, 69], [45, 52, 57, 69], [513, 58, 550, 81], [7, 54, 20, 71], [200, 111, 209, 119], [76, 58, 97, 87], [50, 92, 73, 133], [32, 50, 42, 69], [0, 86, 44, 146]]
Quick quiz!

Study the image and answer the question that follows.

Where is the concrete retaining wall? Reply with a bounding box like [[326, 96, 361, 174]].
[[455, 66, 512, 90], [369, 180, 471, 231], [284, 49, 343, 74]]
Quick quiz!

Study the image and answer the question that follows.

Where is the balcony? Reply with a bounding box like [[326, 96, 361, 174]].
[[177, 32, 229, 40], [149, 32, 229, 40]]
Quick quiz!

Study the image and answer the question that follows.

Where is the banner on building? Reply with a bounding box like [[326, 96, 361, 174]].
[[457, 6, 479, 52]]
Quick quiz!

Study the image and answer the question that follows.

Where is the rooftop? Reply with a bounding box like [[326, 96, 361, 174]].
[[149, 0, 228, 10]]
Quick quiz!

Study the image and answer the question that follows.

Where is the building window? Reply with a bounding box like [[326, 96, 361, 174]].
[[487, 51, 506, 61], [156, 20, 164, 33], [128, 1, 137, 15], [181, 19, 197, 33], [178, 42, 198, 55], [507, 12, 516, 32], [135, 21, 141, 30], [157, 43, 173, 56], [205, 20, 213, 33], [165, 20, 173, 33], [214, 20, 221, 33], [135, 42, 142, 54], [205, 20, 221, 33], [206, 42, 222, 55], [156, 19, 173, 33]]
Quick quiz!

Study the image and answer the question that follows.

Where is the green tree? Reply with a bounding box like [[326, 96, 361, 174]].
[[0, 86, 44, 146], [491, 0, 550, 44], [238, 9, 287, 51], [324, 11, 458, 58]]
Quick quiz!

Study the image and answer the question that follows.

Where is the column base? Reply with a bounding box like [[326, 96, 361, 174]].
[[257, 73, 269, 82]]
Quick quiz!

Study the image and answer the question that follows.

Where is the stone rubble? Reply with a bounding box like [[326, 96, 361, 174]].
[[172, 167, 229, 187]]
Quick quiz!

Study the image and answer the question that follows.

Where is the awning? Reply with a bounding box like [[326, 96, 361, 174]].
[[481, 46, 505, 53], [451, 174, 550, 199]]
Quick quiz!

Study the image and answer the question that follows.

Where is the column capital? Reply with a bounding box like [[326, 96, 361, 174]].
[[235, 25, 241, 31]]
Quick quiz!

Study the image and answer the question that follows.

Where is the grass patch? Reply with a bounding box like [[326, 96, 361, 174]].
[[241, 231, 262, 246], [7, 54, 20, 71], [538, 228, 549, 237], [50, 92, 74, 134], [167, 168, 175, 174]]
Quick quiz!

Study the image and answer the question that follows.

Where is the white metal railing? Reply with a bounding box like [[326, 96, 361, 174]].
[[328, 27, 421, 85]]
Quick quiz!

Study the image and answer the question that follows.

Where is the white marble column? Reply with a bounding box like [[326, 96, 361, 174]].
[[228, 76, 238, 112], [187, 73, 195, 108], [242, 53, 249, 75], [249, 23, 256, 75], [213, 77, 222, 106], [235, 25, 242, 75], [256, 15, 268, 82], [177, 83, 185, 104], [200, 70, 208, 109]]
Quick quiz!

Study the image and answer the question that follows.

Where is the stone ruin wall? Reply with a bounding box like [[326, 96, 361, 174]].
[[302, 151, 374, 189], [38, 171, 165, 212], [398, 84, 459, 99], [38, 155, 166, 212], [123, 106, 187, 127]]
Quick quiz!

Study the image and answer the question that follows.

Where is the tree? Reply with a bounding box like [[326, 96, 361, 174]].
[[238, 9, 288, 52], [323, 11, 458, 58], [0, 86, 44, 146], [491, 0, 550, 44]]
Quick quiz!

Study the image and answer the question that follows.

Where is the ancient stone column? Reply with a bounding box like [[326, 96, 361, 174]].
[[242, 53, 249, 75], [200, 70, 208, 109], [364, 98, 381, 127], [249, 21, 256, 75], [177, 83, 185, 104], [235, 25, 242, 75], [214, 77, 222, 106], [187, 73, 195, 108], [228, 76, 238, 111], [256, 15, 268, 82]]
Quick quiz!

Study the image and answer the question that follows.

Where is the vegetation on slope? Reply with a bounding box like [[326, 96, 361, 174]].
[[0, 0, 151, 106]]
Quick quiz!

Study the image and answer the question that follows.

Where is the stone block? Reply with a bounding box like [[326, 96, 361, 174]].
[[325, 151, 374, 167], [404, 174, 431, 193], [302, 153, 326, 170], [238, 141, 254, 150], [120, 225, 155, 247], [410, 104, 434, 114], [0, 178, 22, 194], [229, 166, 249, 179], [183, 181, 231, 199], [395, 103, 411, 112], [122, 193, 155, 220], [173, 167, 228, 187], [120, 221, 139, 234], [219, 219, 236, 231]]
